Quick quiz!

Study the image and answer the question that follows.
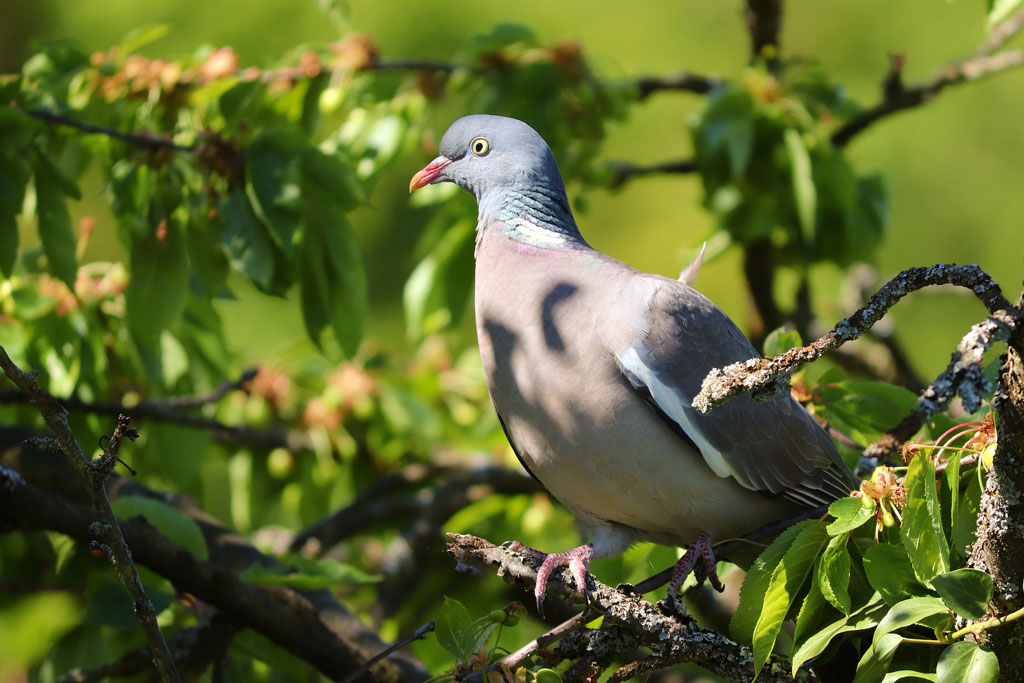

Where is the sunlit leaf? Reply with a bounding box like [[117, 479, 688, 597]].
[[818, 533, 852, 614], [784, 128, 816, 242], [862, 543, 925, 606], [931, 569, 993, 620], [873, 597, 948, 645], [763, 326, 803, 358], [937, 641, 998, 683], [752, 520, 828, 676], [732, 520, 811, 644], [854, 632, 902, 683], [901, 454, 950, 584], [791, 599, 886, 676], [827, 497, 874, 535]]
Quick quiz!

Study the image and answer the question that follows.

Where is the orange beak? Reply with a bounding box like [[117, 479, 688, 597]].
[[409, 156, 453, 192]]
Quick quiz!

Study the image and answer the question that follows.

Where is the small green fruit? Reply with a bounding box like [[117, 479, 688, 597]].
[[534, 668, 561, 683]]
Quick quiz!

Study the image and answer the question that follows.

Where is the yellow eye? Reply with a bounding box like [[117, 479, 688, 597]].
[[470, 137, 490, 156]]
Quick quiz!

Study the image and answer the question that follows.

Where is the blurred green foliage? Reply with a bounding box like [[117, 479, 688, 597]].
[[1, 0, 1022, 681]]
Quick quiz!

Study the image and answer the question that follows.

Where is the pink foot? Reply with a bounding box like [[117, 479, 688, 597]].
[[504, 541, 593, 616], [666, 531, 724, 601]]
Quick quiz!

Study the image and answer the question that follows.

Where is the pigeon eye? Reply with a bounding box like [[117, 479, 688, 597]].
[[470, 137, 490, 156]]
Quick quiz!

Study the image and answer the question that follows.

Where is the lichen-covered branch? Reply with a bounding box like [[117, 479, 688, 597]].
[[694, 264, 1011, 413], [855, 312, 1018, 473], [447, 534, 814, 683], [0, 346, 181, 683]]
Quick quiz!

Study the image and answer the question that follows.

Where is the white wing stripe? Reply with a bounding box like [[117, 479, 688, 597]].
[[617, 347, 755, 489]]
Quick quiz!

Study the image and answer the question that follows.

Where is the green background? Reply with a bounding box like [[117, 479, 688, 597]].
[[5, 0, 1023, 380]]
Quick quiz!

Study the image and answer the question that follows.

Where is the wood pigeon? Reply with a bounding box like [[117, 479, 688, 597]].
[[410, 115, 857, 611]]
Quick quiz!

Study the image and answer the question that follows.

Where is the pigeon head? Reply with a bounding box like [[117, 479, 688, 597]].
[[410, 115, 579, 241]]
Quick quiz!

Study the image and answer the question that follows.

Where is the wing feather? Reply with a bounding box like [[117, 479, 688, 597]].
[[615, 279, 857, 509]]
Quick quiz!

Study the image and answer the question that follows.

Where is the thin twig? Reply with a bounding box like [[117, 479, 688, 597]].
[[147, 367, 258, 409], [336, 621, 435, 683], [0, 388, 312, 452], [22, 108, 196, 152], [857, 311, 1018, 474], [0, 346, 181, 683], [635, 71, 723, 98], [950, 602, 1024, 640], [604, 158, 697, 189], [832, 49, 1024, 147]]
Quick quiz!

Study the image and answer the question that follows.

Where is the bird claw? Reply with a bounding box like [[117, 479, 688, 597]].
[[666, 531, 724, 600], [504, 541, 593, 618]]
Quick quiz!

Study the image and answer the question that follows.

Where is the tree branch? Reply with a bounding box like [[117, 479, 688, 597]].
[[694, 264, 1011, 413], [57, 611, 236, 683], [0, 386, 313, 452], [634, 71, 723, 99], [0, 468, 429, 682], [603, 158, 697, 190], [744, 0, 785, 69], [447, 534, 814, 683], [22, 107, 196, 152], [0, 346, 181, 683], [832, 47, 1024, 148], [692, 264, 1021, 477]]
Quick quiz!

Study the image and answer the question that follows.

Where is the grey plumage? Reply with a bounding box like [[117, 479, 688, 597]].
[[411, 114, 857, 566]]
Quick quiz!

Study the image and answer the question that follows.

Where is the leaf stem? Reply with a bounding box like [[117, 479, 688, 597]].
[[949, 604, 1024, 641]]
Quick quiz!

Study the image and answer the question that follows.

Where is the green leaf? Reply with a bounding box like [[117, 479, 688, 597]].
[[946, 444, 962, 552], [873, 597, 948, 645], [0, 592, 82, 673], [881, 672, 936, 683], [33, 153, 79, 288], [987, 0, 1024, 26], [818, 533, 852, 613], [951, 474, 983, 557], [125, 218, 189, 346], [241, 557, 380, 589], [793, 559, 831, 649], [763, 326, 803, 358], [863, 543, 925, 606], [246, 130, 304, 250], [930, 569, 993, 620], [403, 217, 476, 339], [791, 598, 887, 676], [732, 520, 811, 644], [111, 495, 208, 561], [854, 632, 902, 683], [300, 148, 365, 212], [220, 191, 276, 290], [33, 148, 81, 200], [299, 175, 367, 355], [435, 596, 489, 664], [0, 210, 16, 277], [118, 24, 172, 54], [902, 454, 950, 584], [937, 641, 998, 683], [752, 520, 829, 676], [784, 128, 816, 242], [827, 497, 874, 535], [821, 380, 917, 438]]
